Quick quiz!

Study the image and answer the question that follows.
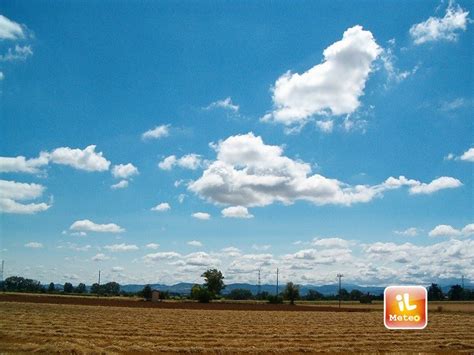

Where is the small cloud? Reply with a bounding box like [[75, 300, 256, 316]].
[[0, 45, 33, 62], [444, 147, 474, 162], [409, 2, 470, 45], [315, 120, 334, 133], [429, 223, 473, 238], [187, 240, 203, 247], [158, 154, 204, 170], [394, 227, 420, 237], [112, 163, 138, 179], [0, 15, 25, 40], [142, 124, 170, 140], [111, 266, 124, 272], [151, 202, 171, 212], [111, 180, 129, 190], [204, 97, 239, 112], [24, 242, 43, 249], [70, 219, 125, 233], [192, 212, 211, 220], [92, 253, 110, 262], [104, 243, 139, 252], [146, 243, 160, 250], [221, 206, 254, 219], [178, 194, 186, 203]]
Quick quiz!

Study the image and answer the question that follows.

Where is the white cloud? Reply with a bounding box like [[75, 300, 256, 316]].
[[187, 240, 203, 247], [104, 243, 139, 252], [429, 223, 474, 238], [112, 163, 138, 179], [91, 253, 110, 262], [0, 180, 51, 214], [0, 15, 24, 40], [192, 212, 211, 220], [24, 242, 43, 249], [394, 227, 420, 237], [315, 120, 334, 133], [410, 2, 470, 45], [221, 206, 254, 219], [189, 133, 462, 208], [142, 251, 181, 262], [0, 153, 49, 173], [69, 219, 125, 233], [158, 154, 203, 170], [142, 124, 170, 140], [111, 180, 129, 189], [312, 237, 350, 248], [262, 26, 381, 127], [460, 148, 474, 162], [151, 202, 170, 212], [205, 97, 239, 112], [0, 45, 33, 62], [111, 266, 124, 272], [49, 145, 110, 171], [146, 243, 160, 250], [0, 72, 4, 80], [408, 176, 462, 194]]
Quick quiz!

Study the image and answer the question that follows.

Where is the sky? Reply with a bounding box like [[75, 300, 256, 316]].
[[0, 0, 472, 287]]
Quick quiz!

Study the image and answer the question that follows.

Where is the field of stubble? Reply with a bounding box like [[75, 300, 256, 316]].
[[1, 301, 473, 353]]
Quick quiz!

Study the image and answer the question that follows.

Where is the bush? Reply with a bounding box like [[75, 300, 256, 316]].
[[267, 295, 283, 304], [227, 288, 253, 300], [191, 285, 213, 303]]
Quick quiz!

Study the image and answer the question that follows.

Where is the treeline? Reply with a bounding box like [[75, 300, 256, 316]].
[[2, 275, 473, 302]]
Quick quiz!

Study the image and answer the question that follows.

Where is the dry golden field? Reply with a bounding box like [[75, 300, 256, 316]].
[[1, 301, 473, 353]]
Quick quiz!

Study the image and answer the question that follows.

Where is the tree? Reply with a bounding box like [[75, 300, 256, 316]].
[[48, 282, 56, 293], [283, 282, 300, 305], [339, 288, 349, 301], [350, 289, 363, 301], [305, 289, 324, 301], [201, 269, 225, 296], [63, 282, 74, 293], [428, 283, 444, 301], [4, 276, 42, 292], [191, 284, 212, 303], [227, 288, 253, 300], [90, 283, 102, 295], [75, 283, 86, 294], [142, 285, 152, 301], [103, 282, 120, 296], [448, 285, 464, 301]]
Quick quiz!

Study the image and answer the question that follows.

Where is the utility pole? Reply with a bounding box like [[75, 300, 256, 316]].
[[276, 268, 279, 296], [257, 269, 261, 296], [337, 273, 344, 308], [98, 270, 101, 285]]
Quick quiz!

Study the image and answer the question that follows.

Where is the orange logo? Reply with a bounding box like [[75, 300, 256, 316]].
[[384, 286, 427, 329]]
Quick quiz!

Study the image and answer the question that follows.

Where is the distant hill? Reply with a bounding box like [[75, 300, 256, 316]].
[[119, 282, 386, 296]]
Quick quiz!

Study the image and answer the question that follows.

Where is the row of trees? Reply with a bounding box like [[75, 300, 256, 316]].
[[2, 275, 473, 302]]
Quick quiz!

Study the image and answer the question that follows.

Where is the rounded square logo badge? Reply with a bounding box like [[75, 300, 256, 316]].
[[384, 286, 427, 330]]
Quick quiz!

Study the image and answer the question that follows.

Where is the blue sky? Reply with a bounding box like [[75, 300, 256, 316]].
[[0, 0, 472, 286]]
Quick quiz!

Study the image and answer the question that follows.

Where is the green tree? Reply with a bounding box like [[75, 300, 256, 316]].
[[283, 282, 300, 305], [448, 285, 464, 300], [305, 289, 324, 301], [227, 288, 253, 300], [90, 283, 101, 295], [339, 288, 349, 301], [201, 269, 225, 296], [191, 284, 212, 303], [63, 282, 74, 293], [75, 283, 86, 294], [4, 276, 42, 292], [103, 282, 120, 296], [350, 289, 363, 301], [428, 283, 444, 301], [142, 284, 152, 301], [48, 282, 56, 293]]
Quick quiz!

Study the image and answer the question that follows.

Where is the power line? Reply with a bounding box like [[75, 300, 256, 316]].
[[337, 273, 344, 308]]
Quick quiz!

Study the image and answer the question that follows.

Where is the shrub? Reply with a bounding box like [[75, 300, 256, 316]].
[[267, 295, 283, 304]]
